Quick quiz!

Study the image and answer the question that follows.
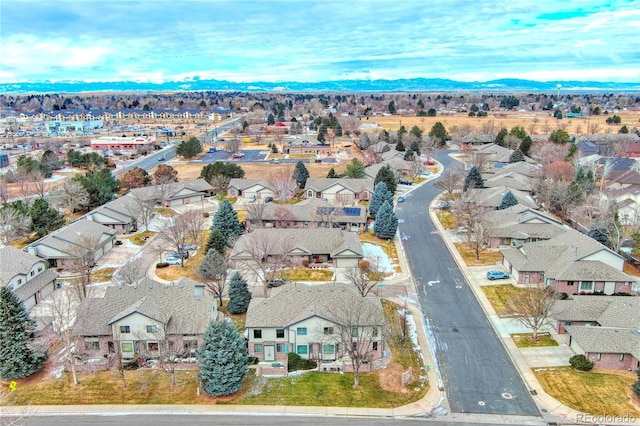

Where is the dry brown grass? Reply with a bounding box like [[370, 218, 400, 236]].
[[481, 284, 531, 317], [623, 262, 640, 277], [155, 248, 206, 282], [436, 211, 456, 229], [91, 267, 116, 283], [280, 267, 334, 281], [534, 367, 640, 418], [122, 231, 157, 246], [453, 242, 503, 266]]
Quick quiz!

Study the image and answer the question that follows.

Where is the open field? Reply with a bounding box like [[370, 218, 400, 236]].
[[534, 367, 640, 417]]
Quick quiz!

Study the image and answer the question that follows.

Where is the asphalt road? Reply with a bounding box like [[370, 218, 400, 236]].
[[5, 414, 531, 426], [396, 151, 540, 417]]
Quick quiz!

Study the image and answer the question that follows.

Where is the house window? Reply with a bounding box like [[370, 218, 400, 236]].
[[120, 326, 130, 334], [372, 327, 378, 337], [307, 190, 313, 198], [323, 344, 335, 354], [276, 343, 287, 353], [620, 354, 625, 361], [297, 327, 307, 335], [596, 353, 601, 361], [580, 281, 594, 291], [276, 329, 285, 338], [17, 279, 22, 285], [254, 344, 263, 353], [567, 281, 575, 286], [323, 327, 333, 335], [146, 325, 157, 333], [253, 329, 262, 339], [30, 271, 34, 277], [297, 345, 308, 355], [183, 337, 198, 350], [352, 342, 358, 351], [230, 189, 236, 195], [121, 342, 134, 353], [147, 342, 159, 352], [565, 321, 572, 326], [84, 340, 100, 351], [38, 267, 43, 272], [373, 342, 378, 351], [351, 327, 358, 338]]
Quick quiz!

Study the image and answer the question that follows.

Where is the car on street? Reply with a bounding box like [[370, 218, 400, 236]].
[[486, 270, 510, 280], [231, 152, 245, 159], [399, 179, 413, 185], [397, 196, 406, 203], [266, 278, 291, 288], [164, 257, 182, 265]]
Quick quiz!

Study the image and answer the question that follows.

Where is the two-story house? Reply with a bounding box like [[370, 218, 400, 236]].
[[0, 246, 58, 310], [245, 283, 385, 372]]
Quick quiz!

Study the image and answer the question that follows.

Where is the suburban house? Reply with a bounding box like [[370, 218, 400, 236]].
[[229, 228, 364, 269], [86, 194, 140, 234], [482, 205, 569, 248], [552, 296, 640, 371], [90, 135, 156, 152], [72, 278, 217, 364], [303, 178, 374, 204], [501, 229, 636, 294], [285, 138, 333, 155], [245, 283, 386, 372], [481, 161, 542, 193], [227, 179, 276, 202], [469, 143, 518, 167], [246, 198, 368, 233], [0, 246, 58, 310], [464, 186, 538, 210], [26, 219, 117, 269], [364, 153, 416, 181], [129, 179, 213, 207]]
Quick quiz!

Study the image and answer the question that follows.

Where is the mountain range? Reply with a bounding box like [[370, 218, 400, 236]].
[[1, 78, 639, 94]]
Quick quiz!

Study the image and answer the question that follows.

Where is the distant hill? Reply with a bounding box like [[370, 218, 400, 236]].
[[1, 78, 639, 94]]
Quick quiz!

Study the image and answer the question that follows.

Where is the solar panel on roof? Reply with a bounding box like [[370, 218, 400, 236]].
[[343, 207, 361, 216]]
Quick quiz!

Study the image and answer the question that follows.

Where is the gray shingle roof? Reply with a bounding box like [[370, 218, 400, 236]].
[[0, 246, 45, 284], [28, 219, 116, 257], [12, 269, 58, 302], [303, 178, 374, 194], [245, 282, 384, 328], [465, 186, 538, 209], [230, 228, 363, 259], [565, 326, 640, 358], [228, 178, 272, 191], [73, 277, 215, 337], [248, 198, 367, 224]]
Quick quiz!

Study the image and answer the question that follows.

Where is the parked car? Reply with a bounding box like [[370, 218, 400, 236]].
[[169, 250, 189, 259], [266, 278, 291, 288], [165, 257, 182, 265], [399, 179, 413, 185], [114, 240, 123, 246], [249, 195, 257, 203], [437, 201, 451, 210], [397, 196, 406, 203], [179, 243, 197, 251], [264, 196, 274, 203], [486, 270, 510, 280]]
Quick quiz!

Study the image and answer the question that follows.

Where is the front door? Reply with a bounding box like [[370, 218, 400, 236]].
[[264, 345, 275, 361], [604, 282, 615, 295]]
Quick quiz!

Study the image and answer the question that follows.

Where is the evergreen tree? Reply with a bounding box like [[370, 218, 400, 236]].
[[395, 140, 405, 152], [632, 369, 640, 396], [326, 168, 338, 178], [0, 288, 47, 379], [509, 149, 525, 163], [176, 137, 203, 159], [267, 113, 275, 125], [198, 320, 248, 397], [409, 141, 421, 155], [428, 122, 449, 146], [205, 227, 228, 255], [495, 128, 508, 146], [369, 182, 393, 218], [498, 191, 519, 210], [374, 164, 397, 193], [292, 161, 310, 189], [463, 166, 484, 191], [227, 272, 251, 314], [403, 150, 415, 161], [374, 200, 398, 239], [72, 167, 120, 210], [29, 197, 65, 238], [213, 200, 243, 241], [344, 158, 366, 178]]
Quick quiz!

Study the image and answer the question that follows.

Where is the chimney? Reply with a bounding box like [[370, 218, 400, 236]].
[[194, 285, 204, 298]]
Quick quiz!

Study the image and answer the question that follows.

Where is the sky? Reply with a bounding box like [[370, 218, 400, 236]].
[[1, 0, 639, 84]]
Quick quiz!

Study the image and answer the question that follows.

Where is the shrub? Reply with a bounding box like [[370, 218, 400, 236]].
[[122, 359, 139, 370], [203, 212, 210, 218], [301, 258, 309, 267], [359, 259, 371, 271], [632, 369, 640, 396], [156, 262, 169, 268], [287, 353, 317, 372], [555, 292, 569, 300], [569, 354, 594, 371]]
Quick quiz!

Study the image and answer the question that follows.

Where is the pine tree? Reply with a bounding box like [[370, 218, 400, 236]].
[[498, 191, 519, 210], [369, 182, 393, 218], [374, 164, 397, 193], [228, 272, 251, 314], [374, 200, 398, 239], [198, 249, 227, 306], [292, 161, 310, 189], [463, 166, 484, 191], [403, 149, 415, 161], [409, 141, 421, 155], [395, 140, 405, 152], [29, 197, 65, 238], [205, 228, 228, 255], [0, 288, 47, 379], [509, 149, 525, 163], [326, 168, 338, 178], [632, 369, 640, 396], [198, 320, 248, 397], [345, 158, 366, 178], [213, 200, 243, 241]]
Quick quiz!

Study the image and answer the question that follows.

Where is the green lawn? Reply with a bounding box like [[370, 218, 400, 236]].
[[223, 370, 419, 408], [511, 333, 559, 348], [481, 284, 530, 317], [534, 367, 640, 417]]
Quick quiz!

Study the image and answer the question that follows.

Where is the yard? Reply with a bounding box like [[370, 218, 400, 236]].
[[359, 232, 400, 274], [122, 230, 157, 246], [155, 248, 206, 282], [453, 242, 503, 266], [280, 267, 334, 281], [481, 284, 531, 317], [511, 333, 559, 348], [534, 367, 640, 418]]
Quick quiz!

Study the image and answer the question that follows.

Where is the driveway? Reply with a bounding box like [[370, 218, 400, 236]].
[[396, 150, 540, 417]]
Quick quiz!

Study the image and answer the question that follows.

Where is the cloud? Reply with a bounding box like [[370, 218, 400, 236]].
[[0, 0, 638, 83]]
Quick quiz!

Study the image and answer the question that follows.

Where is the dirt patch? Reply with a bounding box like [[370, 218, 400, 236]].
[[377, 362, 408, 394]]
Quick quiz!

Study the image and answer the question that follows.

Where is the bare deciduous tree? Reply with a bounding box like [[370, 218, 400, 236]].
[[245, 200, 267, 229], [434, 166, 465, 199], [49, 179, 90, 215], [67, 234, 103, 299], [115, 259, 146, 286], [49, 285, 82, 385], [125, 188, 156, 232], [269, 168, 298, 203], [0, 205, 31, 245], [503, 283, 557, 341], [181, 208, 208, 248], [156, 213, 192, 267], [343, 266, 376, 297]]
